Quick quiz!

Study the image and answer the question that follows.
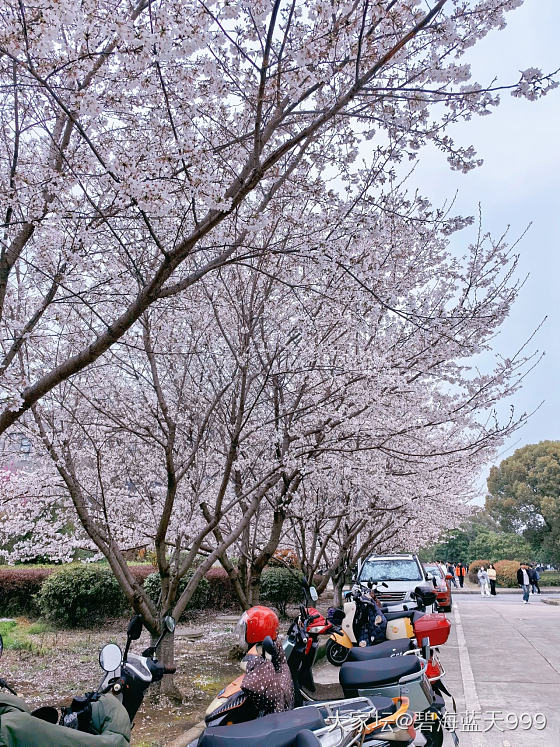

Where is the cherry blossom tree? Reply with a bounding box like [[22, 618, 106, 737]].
[[0, 2, 554, 699], [0, 0, 555, 436], [196, 187, 536, 605]]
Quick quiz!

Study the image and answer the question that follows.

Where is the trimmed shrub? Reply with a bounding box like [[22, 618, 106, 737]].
[[38, 566, 128, 626], [540, 571, 560, 586], [494, 560, 520, 588], [205, 568, 241, 610], [468, 559, 491, 584], [143, 570, 210, 620], [0, 568, 52, 616], [260, 567, 304, 616]]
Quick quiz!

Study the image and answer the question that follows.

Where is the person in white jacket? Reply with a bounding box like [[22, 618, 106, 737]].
[[477, 567, 491, 596]]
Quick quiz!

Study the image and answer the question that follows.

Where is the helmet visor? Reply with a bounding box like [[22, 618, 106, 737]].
[[235, 612, 249, 649]]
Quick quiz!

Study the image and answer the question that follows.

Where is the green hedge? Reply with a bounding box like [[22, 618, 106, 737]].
[[0, 568, 52, 617], [143, 570, 210, 620], [540, 571, 560, 586], [37, 566, 128, 626], [260, 567, 304, 616], [0, 564, 241, 625]]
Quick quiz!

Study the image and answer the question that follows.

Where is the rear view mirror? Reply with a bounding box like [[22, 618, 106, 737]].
[[164, 615, 176, 633], [127, 615, 143, 641], [99, 643, 122, 672], [309, 586, 318, 602]]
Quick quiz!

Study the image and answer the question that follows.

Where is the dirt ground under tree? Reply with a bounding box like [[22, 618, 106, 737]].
[[0, 614, 241, 746]]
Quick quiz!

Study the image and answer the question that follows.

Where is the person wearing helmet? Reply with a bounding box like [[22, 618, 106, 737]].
[[235, 605, 279, 649], [235, 606, 293, 715]]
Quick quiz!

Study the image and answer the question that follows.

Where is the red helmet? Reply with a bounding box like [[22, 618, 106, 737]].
[[235, 606, 279, 646]]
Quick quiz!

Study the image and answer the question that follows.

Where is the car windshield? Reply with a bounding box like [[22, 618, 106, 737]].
[[359, 559, 422, 582]]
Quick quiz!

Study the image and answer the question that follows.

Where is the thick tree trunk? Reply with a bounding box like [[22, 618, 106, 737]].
[[332, 573, 347, 608], [149, 629, 183, 703], [248, 567, 263, 606]]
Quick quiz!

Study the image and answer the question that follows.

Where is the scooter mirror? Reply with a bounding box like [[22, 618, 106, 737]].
[[99, 643, 122, 672], [262, 635, 276, 659], [0, 633, 3, 658], [309, 586, 318, 602], [164, 615, 176, 633], [127, 614, 143, 641]]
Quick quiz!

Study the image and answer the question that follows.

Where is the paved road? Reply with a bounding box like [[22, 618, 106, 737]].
[[439, 593, 560, 746]]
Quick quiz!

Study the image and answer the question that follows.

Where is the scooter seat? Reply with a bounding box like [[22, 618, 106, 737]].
[[339, 657, 422, 697], [383, 610, 425, 623], [198, 707, 325, 747], [294, 730, 321, 747], [347, 639, 414, 661]]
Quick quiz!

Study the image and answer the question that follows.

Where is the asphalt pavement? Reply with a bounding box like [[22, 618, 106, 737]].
[[438, 592, 560, 746]]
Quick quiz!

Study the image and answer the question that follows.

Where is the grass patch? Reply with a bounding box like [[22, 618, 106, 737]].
[[0, 619, 49, 654], [27, 621, 56, 635]]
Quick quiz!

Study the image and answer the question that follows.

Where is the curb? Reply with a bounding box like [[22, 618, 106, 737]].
[[168, 721, 205, 747]]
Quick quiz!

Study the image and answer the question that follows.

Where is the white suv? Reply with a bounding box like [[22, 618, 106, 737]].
[[356, 553, 434, 611]]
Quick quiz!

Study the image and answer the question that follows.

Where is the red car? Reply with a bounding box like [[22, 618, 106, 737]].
[[423, 562, 453, 612]]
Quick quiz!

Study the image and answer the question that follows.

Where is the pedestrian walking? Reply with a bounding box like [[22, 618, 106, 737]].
[[456, 562, 466, 588], [477, 566, 490, 596], [528, 565, 541, 594], [447, 562, 458, 588], [517, 563, 531, 604], [487, 563, 497, 596]]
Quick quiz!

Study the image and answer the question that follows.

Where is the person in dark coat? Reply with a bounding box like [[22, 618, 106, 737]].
[[528, 565, 541, 595], [447, 563, 458, 588]]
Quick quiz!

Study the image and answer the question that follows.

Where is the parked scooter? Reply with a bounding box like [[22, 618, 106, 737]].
[[287, 604, 457, 747], [326, 582, 448, 666], [0, 614, 176, 745], [196, 694, 414, 747], [198, 597, 415, 746]]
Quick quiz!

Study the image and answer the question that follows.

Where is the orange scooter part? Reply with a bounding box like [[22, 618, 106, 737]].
[[362, 696, 413, 736], [220, 674, 244, 698]]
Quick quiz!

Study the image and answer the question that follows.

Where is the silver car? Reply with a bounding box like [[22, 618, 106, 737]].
[[356, 553, 435, 611]]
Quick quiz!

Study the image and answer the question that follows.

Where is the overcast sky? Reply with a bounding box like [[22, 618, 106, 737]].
[[408, 0, 560, 493]]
